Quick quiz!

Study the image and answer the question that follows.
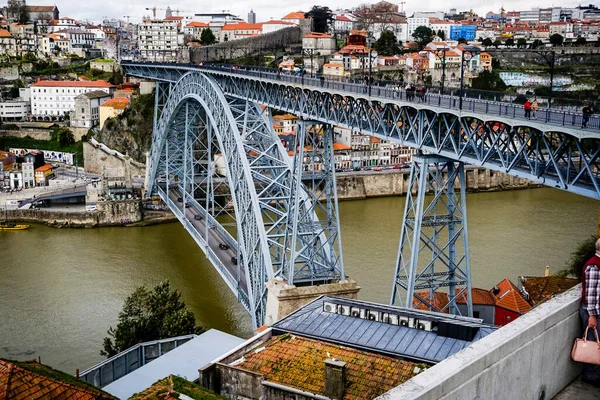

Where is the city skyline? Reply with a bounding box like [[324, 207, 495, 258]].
[[44, 0, 591, 24]]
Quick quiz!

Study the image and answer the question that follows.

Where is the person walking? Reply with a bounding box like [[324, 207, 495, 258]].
[[582, 103, 593, 128], [531, 99, 539, 119], [579, 238, 600, 388], [524, 99, 532, 120]]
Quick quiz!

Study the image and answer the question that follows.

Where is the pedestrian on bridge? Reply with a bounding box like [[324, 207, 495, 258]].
[[579, 238, 600, 388], [582, 103, 593, 128], [531, 100, 539, 119], [524, 99, 532, 120]]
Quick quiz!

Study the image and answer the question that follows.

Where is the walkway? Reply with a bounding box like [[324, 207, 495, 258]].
[[553, 377, 600, 399]]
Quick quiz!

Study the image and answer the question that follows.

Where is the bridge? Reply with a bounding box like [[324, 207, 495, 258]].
[[122, 62, 600, 327]]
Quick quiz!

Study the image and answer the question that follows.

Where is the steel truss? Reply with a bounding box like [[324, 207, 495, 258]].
[[391, 154, 473, 316], [147, 71, 342, 327]]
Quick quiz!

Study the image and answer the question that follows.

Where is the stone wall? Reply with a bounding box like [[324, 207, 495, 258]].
[[378, 285, 583, 400], [335, 167, 536, 200], [83, 140, 145, 177], [6, 199, 142, 227], [0, 128, 51, 140], [0, 65, 20, 81], [189, 27, 302, 63]]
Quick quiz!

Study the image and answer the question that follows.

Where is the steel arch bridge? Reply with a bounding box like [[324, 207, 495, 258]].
[[123, 62, 600, 326]]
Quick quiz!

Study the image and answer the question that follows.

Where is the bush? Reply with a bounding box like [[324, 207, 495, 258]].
[[556, 236, 597, 279]]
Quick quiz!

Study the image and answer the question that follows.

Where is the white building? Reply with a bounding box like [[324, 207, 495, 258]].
[[55, 29, 95, 51], [261, 20, 297, 34], [0, 100, 30, 121], [48, 17, 82, 32], [30, 80, 115, 120], [22, 162, 35, 188], [0, 29, 16, 56], [138, 19, 182, 62], [334, 14, 355, 33], [184, 21, 209, 40], [302, 32, 337, 56], [72, 90, 112, 128], [430, 20, 458, 39], [220, 22, 262, 42], [407, 17, 430, 40]]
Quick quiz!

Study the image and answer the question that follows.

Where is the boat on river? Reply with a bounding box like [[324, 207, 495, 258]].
[[0, 221, 30, 230]]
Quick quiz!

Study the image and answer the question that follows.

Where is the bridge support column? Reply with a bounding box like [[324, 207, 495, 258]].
[[391, 153, 473, 317], [286, 120, 344, 285]]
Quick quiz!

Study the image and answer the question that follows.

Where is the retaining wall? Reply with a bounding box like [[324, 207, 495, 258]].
[[378, 285, 583, 400], [83, 139, 145, 177]]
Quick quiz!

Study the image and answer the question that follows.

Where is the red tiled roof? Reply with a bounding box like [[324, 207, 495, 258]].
[[413, 291, 450, 312], [101, 97, 130, 109], [0, 29, 12, 38], [32, 80, 115, 88], [282, 11, 306, 20], [35, 164, 53, 172], [0, 359, 116, 399], [237, 334, 425, 399], [186, 21, 209, 27], [221, 22, 262, 31], [165, 16, 183, 21], [457, 288, 496, 305], [304, 32, 332, 38], [490, 279, 532, 314], [263, 20, 296, 25]]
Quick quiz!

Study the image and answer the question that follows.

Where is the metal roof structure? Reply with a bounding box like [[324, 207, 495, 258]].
[[272, 296, 497, 364], [103, 329, 244, 400]]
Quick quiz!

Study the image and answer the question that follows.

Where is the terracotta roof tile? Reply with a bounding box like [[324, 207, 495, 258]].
[[282, 11, 306, 20], [490, 279, 532, 314], [0, 29, 12, 38], [32, 80, 115, 88], [0, 359, 116, 399], [237, 334, 426, 399], [101, 97, 130, 109]]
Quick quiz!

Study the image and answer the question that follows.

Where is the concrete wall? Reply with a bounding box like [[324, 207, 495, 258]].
[[83, 140, 145, 177], [378, 285, 583, 400], [335, 167, 536, 200], [0, 128, 51, 140], [7, 199, 142, 227], [190, 27, 302, 63]]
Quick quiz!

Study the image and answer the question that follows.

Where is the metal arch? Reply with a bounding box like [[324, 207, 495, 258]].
[[146, 71, 343, 327]]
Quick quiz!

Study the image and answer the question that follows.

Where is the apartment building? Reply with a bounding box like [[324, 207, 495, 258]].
[[138, 19, 181, 62], [30, 80, 115, 120]]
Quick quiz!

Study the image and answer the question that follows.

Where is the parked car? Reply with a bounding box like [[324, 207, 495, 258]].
[[393, 164, 403, 169], [353, 167, 361, 171], [373, 167, 383, 171]]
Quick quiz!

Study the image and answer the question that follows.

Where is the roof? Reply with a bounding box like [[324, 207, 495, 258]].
[[263, 20, 296, 25], [24, 5, 55, 12], [35, 164, 53, 172], [333, 143, 351, 150], [186, 21, 209, 27], [236, 333, 425, 400], [0, 29, 12, 38], [78, 90, 111, 99], [31, 80, 115, 88], [221, 22, 263, 31], [164, 16, 184, 21], [129, 375, 226, 399], [0, 359, 116, 400], [273, 113, 298, 120], [336, 15, 352, 22], [101, 97, 131, 109], [272, 296, 497, 364], [304, 32, 332, 38], [520, 276, 579, 305], [282, 11, 306, 20], [103, 329, 244, 399], [491, 279, 532, 314]]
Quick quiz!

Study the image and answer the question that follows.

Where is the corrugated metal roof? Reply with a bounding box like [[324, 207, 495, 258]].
[[272, 296, 496, 364]]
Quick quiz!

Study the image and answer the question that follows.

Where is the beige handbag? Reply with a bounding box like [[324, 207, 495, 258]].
[[572, 327, 600, 365]]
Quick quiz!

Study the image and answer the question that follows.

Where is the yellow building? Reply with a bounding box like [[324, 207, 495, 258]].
[[99, 98, 131, 130], [322, 63, 346, 77], [34, 164, 54, 186]]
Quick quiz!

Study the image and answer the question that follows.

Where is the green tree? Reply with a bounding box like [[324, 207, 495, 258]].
[[101, 281, 204, 357], [557, 236, 597, 279], [57, 127, 75, 147], [492, 39, 502, 47], [373, 30, 401, 56], [9, 79, 24, 98], [200, 28, 216, 45], [517, 38, 527, 48], [576, 36, 587, 46], [531, 39, 543, 49], [412, 26, 434, 49], [457, 37, 467, 44], [305, 6, 335, 33], [54, 45, 61, 54], [482, 38, 493, 47], [471, 70, 507, 91], [550, 33, 564, 46], [505, 38, 515, 46], [109, 68, 124, 85], [436, 29, 445, 40]]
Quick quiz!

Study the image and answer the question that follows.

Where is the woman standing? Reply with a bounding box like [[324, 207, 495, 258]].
[[531, 99, 539, 119]]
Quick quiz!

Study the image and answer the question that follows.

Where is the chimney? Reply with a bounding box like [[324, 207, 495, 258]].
[[324, 358, 346, 400], [492, 286, 500, 295]]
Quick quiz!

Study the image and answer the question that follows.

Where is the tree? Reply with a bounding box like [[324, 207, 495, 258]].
[[200, 28, 216, 45], [437, 30, 445, 40], [549, 33, 564, 46], [373, 30, 400, 56], [54, 45, 61, 54], [101, 281, 204, 357], [412, 26, 433, 49], [9, 79, 24, 98], [505, 38, 515, 47], [57, 127, 75, 147], [354, 2, 401, 33], [557, 236, 597, 279], [517, 38, 527, 48], [109, 68, 124, 85], [471, 70, 507, 92], [305, 6, 334, 33], [492, 39, 502, 47], [531, 39, 543, 49], [457, 37, 467, 44], [576, 36, 587, 46], [482, 38, 493, 47]]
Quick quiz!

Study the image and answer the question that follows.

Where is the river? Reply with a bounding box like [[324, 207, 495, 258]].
[[0, 188, 596, 374]]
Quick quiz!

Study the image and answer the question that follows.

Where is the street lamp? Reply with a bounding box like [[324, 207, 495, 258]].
[[303, 48, 314, 78], [459, 45, 481, 111], [533, 50, 555, 107]]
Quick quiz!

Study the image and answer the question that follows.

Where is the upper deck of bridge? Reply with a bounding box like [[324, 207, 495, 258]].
[[122, 62, 600, 140]]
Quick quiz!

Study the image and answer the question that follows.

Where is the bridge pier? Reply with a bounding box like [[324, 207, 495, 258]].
[[391, 153, 473, 317]]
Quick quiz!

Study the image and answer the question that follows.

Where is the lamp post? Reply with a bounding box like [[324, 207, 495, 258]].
[[459, 45, 480, 111], [534, 50, 555, 107], [303, 48, 314, 78]]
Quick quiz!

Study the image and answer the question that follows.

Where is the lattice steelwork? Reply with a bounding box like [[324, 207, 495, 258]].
[[145, 71, 343, 327], [391, 154, 472, 316]]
